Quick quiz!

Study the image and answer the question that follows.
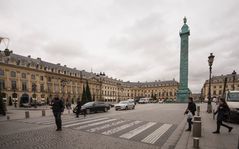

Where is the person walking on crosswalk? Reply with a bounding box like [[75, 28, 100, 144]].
[[75, 100, 81, 118], [51, 95, 64, 131]]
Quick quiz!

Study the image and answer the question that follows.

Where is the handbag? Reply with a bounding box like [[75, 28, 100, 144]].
[[187, 111, 193, 119], [73, 106, 78, 113]]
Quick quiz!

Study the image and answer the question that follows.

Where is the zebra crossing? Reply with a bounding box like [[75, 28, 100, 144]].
[[18, 116, 176, 146]]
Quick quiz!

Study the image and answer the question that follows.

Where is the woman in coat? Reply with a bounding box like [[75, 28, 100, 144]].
[[75, 100, 81, 118], [213, 98, 233, 134]]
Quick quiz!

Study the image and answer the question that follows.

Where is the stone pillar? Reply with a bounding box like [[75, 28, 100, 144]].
[[177, 17, 190, 103]]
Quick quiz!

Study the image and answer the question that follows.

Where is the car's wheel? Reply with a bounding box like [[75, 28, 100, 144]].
[[104, 107, 108, 112], [86, 109, 90, 114]]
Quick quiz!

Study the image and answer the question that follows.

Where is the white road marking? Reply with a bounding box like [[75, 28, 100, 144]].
[[62, 117, 104, 125], [86, 120, 128, 132], [63, 117, 109, 128], [141, 124, 172, 144], [102, 121, 142, 135], [120, 122, 156, 139], [75, 119, 117, 130]]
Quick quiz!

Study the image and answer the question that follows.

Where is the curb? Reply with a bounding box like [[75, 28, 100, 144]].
[[161, 116, 187, 149]]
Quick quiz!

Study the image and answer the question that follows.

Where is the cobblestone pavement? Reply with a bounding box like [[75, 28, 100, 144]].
[[15, 115, 177, 146], [0, 121, 163, 149], [0, 104, 188, 149]]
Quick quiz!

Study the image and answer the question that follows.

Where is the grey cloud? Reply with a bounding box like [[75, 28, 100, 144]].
[[1, 0, 239, 93], [43, 41, 85, 57]]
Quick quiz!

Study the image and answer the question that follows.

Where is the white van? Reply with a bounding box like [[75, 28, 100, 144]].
[[225, 91, 239, 123], [138, 98, 150, 104]]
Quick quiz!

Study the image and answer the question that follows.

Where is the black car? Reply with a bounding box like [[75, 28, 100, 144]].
[[81, 101, 110, 114]]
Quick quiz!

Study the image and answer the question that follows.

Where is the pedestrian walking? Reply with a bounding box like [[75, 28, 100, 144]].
[[51, 95, 64, 131], [213, 97, 233, 134], [184, 97, 196, 131], [75, 100, 81, 118]]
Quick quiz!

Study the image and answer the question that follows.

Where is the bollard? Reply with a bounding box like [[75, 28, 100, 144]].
[[42, 109, 46, 116], [25, 111, 30, 119], [193, 121, 201, 137], [194, 116, 201, 121], [7, 116, 10, 120], [193, 137, 200, 148], [197, 106, 200, 116]]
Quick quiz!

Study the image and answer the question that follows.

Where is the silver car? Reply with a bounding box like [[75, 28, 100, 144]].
[[115, 101, 135, 110]]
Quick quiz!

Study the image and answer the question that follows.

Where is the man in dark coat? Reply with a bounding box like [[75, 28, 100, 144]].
[[184, 97, 196, 131], [51, 95, 64, 131], [75, 100, 81, 118]]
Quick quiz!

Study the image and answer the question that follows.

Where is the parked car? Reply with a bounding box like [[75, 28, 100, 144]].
[[106, 102, 115, 107], [37, 99, 46, 106], [163, 99, 175, 103], [127, 99, 136, 105], [81, 101, 110, 114], [21, 103, 31, 107], [138, 98, 150, 104], [115, 101, 135, 110]]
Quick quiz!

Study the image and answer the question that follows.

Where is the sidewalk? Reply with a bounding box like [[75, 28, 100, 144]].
[[0, 105, 77, 121], [175, 105, 239, 149]]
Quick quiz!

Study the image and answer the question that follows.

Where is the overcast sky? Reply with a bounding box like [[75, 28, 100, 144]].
[[1, 0, 239, 93]]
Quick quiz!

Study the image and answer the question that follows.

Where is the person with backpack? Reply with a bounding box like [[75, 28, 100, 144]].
[[213, 98, 233, 134]]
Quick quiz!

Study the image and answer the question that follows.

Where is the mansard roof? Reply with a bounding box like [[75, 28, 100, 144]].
[[1, 52, 179, 86], [205, 74, 239, 83], [123, 80, 179, 87]]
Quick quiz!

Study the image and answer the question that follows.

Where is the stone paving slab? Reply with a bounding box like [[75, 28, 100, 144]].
[[175, 105, 239, 149]]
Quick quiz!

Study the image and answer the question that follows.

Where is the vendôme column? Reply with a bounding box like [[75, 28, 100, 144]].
[[177, 17, 190, 103]]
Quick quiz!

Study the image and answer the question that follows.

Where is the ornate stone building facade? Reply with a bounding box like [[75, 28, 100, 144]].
[[202, 73, 239, 99], [0, 51, 179, 106]]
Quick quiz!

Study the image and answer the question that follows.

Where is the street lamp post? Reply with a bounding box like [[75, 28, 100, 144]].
[[207, 53, 215, 113], [232, 70, 237, 91]]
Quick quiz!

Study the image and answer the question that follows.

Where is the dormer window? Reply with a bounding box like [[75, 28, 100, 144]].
[[11, 71, 16, 77], [16, 59, 21, 65]]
